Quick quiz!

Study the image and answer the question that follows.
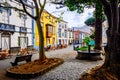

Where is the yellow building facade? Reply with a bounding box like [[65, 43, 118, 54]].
[[34, 10, 58, 48]]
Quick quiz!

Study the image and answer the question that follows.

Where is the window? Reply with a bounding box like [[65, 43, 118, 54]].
[[18, 37, 28, 48], [58, 29, 61, 37], [0, 4, 3, 13], [62, 24, 64, 28], [15, 0, 27, 2], [1, 35, 10, 50], [46, 24, 54, 37], [69, 32, 71, 38], [62, 33, 64, 37], [65, 30, 67, 38], [1, 10, 9, 23], [48, 25, 52, 33], [59, 24, 61, 28], [75, 34, 78, 39], [65, 24, 67, 28], [52, 27, 55, 35]]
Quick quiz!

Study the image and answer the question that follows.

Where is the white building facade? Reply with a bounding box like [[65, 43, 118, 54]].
[[68, 28, 73, 45], [0, 0, 33, 53], [102, 21, 108, 44], [57, 21, 69, 45]]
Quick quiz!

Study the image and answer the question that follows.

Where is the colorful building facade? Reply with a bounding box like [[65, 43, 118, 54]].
[[68, 28, 73, 45], [72, 27, 90, 45], [0, 0, 33, 53], [34, 10, 58, 49], [57, 20, 68, 45]]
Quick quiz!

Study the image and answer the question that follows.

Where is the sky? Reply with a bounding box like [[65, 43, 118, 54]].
[[45, 3, 95, 28]]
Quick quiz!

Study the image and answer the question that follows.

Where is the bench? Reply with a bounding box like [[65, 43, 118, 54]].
[[11, 54, 32, 66]]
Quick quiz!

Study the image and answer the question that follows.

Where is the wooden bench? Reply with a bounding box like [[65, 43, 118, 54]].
[[11, 54, 32, 66]]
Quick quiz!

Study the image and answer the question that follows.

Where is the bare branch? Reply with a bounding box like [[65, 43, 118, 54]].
[[38, 0, 42, 7], [43, 0, 47, 8], [32, 0, 39, 19], [39, 0, 46, 15], [19, 0, 36, 19]]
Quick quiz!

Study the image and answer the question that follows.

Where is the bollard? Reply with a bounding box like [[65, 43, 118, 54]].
[[88, 45, 91, 53]]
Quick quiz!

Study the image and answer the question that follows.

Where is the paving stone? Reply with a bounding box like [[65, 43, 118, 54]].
[[0, 45, 104, 80], [32, 46, 104, 80]]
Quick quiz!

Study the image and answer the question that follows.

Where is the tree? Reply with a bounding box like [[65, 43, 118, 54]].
[[52, 0, 120, 79], [99, 0, 120, 78], [0, 0, 47, 61], [85, 14, 106, 26], [85, 14, 106, 48], [20, 0, 47, 61], [94, 1, 103, 50], [54, 0, 104, 50], [85, 17, 95, 26]]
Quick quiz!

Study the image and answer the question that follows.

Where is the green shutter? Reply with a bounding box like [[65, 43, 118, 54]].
[[18, 37, 20, 47], [27, 37, 28, 46]]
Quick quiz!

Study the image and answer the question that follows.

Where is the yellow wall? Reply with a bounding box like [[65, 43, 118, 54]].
[[35, 10, 57, 47]]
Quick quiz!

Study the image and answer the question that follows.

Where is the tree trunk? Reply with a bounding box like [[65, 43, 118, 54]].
[[36, 19, 47, 61], [108, 0, 120, 78], [118, 7, 120, 33], [94, 2, 103, 50], [102, 2, 112, 67], [100, 0, 120, 78]]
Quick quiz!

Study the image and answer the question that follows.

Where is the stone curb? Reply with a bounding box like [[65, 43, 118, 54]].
[[6, 58, 64, 79]]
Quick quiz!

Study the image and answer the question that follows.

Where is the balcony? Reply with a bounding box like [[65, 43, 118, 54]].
[[46, 24, 54, 38], [46, 32, 52, 38]]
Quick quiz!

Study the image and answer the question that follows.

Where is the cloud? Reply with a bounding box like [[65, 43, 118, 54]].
[[45, 3, 95, 28]]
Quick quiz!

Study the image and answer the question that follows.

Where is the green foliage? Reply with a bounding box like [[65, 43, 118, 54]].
[[85, 15, 106, 26], [85, 17, 95, 26], [76, 46, 88, 51], [76, 46, 94, 51], [66, 0, 106, 21], [66, 0, 96, 14], [83, 37, 91, 45], [90, 33, 95, 39], [102, 14, 106, 22]]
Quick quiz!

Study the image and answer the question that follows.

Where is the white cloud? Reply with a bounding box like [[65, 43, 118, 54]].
[[45, 3, 95, 28]]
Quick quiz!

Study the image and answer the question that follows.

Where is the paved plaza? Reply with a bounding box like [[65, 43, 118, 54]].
[[0, 45, 104, 80]]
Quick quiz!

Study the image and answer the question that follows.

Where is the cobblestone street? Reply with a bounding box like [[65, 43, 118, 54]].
[[0, 45, 104, 80], [32, 45, 104, 80]]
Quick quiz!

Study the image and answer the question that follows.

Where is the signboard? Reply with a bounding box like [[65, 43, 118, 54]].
[[19, 27, 27, 33], [0, 23, 15, 31]]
